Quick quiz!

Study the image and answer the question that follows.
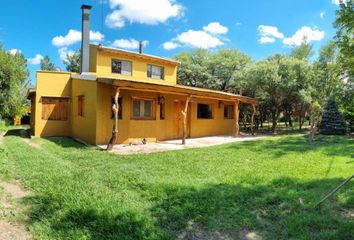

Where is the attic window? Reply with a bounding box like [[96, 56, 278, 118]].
[[147, 64, 164, 80], [112, 59, 132, 75]]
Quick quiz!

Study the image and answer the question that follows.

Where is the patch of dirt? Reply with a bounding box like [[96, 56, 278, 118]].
[[341, 209, 354, 218], [22, 139, 43, 149], [0, 181, 32, 240], [0, 220, 30, 240], [176, 224, 262, 240]]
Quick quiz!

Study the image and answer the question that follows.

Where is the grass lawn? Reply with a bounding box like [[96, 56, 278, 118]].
[[0, 128, 353, 239]]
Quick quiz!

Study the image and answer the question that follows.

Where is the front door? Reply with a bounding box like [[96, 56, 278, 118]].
[[173, 101, 191, 139]]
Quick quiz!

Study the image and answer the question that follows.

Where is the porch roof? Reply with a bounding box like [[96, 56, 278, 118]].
[[97, 77, 257, 104]]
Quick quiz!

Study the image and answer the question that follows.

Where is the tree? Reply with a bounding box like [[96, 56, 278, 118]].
[[40, 55, 55, 71], [175, 49, 213, 88], [0, 44, 29, 119], [319, 97, 347, 135], [290, 41, 313, 61], [208, 49, 252, 92], [63, 50, 80, 73]]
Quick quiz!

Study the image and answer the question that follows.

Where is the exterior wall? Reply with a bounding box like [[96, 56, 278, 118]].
[[71, 78, 97, 145], [94, 47, 178, 85], [95, 83, 235, 145], [29, 95, 36, 134], [190, 100, 235, 138], [33, 71, 72, 137]]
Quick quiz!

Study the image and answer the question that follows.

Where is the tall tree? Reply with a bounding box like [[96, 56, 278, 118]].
[[290, 41, 313, 61], [63, 50, 81, 73], [40, 55, 56, 71], [0, 44, 29, 119]]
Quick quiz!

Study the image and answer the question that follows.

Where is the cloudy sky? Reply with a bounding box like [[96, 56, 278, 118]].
[[0, 0, 343, 83]]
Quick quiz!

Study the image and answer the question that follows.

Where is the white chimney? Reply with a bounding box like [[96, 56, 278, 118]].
[[81, 4, 92, 74]]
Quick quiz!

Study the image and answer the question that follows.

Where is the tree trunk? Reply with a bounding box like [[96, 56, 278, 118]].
[[234, 100, 240, 137], [251, 104, 256, 135], [106, 89, 120, 151], [182, 96, 191, 145], [271, 109, 278, 133]]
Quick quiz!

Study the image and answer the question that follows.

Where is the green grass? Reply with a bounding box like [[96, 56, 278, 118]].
[[0, 129, 353, 239]]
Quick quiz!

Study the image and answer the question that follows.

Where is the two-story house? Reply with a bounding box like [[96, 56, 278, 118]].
[[28, 5, 256, 146]]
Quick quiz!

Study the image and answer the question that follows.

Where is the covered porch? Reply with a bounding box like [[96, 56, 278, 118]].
[[97, 77, 257, 148]]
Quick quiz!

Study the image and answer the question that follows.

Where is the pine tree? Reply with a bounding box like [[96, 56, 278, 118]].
[[319, 97, 347, 135], [40, 55, 55, 71]]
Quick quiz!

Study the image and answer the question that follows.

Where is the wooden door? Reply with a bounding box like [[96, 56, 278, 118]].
[[173, 101, 191, 139]]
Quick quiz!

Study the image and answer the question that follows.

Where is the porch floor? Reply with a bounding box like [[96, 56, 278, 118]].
[[98, 133, 266, 155]]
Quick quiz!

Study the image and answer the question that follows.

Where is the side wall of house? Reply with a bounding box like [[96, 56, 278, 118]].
[[71, 78, 97, 145], [95, 49, 178, 85], [95, 83, 235, 145], [33, 71, 72, 137]]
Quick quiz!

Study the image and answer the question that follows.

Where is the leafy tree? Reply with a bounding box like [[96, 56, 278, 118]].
[[40, 55, 55, 71], [319, 97, 347, 135], [0, 44, 29, 119], [290, 41, 313, 61], [208, 49, 252, 92], [63, 50, 81, 73], [175, 49, 213, 88]]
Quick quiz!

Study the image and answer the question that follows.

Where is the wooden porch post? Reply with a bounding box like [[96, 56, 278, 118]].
[[234, 99, 240, 137], [182, 96, 191, 145], [106, 88, 120, 151], [251, 104, 256, 135]]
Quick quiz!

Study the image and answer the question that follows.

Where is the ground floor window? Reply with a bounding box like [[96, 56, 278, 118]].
[[224, 105, 234, 119], [197, 103, 213, 119], [41, 97, 68, 121], [111, 97, 123, 119], [78, 95, 85, 117], [131, 98, 155, 120]]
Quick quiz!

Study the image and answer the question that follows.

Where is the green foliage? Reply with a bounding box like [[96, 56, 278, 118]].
[[0, 132, 353, 239], [0, 44, 29, 118], [319, 97, 348, 135], [174, 49, 251, 92], [63, 50, 81, 73], [290, 41, 313, 61], [40, 55, 56, 71]]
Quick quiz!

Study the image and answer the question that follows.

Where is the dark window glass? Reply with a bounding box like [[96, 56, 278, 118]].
[[224, 105, 234, 119], [197, 104, 213, 119], [111, 97, 123, 119], [112, 59, 132, 75], [132, 100, 141, 118], [147, 64, 164, 80]]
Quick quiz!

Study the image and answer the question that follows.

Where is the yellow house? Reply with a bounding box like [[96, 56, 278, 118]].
[[28, 5, 256, 146]]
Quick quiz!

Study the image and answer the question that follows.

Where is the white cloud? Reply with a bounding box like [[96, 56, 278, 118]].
[[58, 47, 75, 61], [162, 41, 179, 50], [258, 25, 284, 39], [283, 26, 325, 46], [27, 54, 43, 65], [320, 12, 325, 18], [110, 38, 149, 50], [9, 49, 21, 55], [203, 22, 228, 34], [175, 30, 223, 49], [332, 0, 346, 4], [52, 29, 104, 47], [105, 0, 183, 28], [259, 37, 276, 43]]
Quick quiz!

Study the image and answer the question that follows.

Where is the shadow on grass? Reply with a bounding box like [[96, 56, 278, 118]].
[[24, 177, 354, 240], [43, 137, 88, 149], [228, 134, 353, 159], [4, 129, 30, 138]]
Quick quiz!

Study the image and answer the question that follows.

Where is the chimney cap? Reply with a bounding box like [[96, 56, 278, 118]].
[[81, 4, 92, 10]]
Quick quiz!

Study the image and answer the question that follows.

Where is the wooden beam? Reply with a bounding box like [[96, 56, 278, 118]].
[[234, 100, 240, 137], [182, 96, 191, 145], [251, 104, 256, 135], [106, 88, 120, 151]]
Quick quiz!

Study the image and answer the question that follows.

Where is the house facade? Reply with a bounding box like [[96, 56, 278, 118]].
[[28, 5, 256, 146]]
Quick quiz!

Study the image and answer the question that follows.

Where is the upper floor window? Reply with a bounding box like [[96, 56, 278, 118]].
[[147, 64, 164, 80], [112, 59, 132, 75]]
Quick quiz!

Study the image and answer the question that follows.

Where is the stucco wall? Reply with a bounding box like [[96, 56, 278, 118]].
[[94, 48, 178, 85], [95, 83, 236, 145], [71, 78, 97, 145], [33, 71, 72, 137]]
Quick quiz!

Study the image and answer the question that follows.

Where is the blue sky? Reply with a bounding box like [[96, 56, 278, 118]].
[[0, 0, 343, 84]]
